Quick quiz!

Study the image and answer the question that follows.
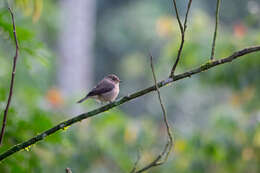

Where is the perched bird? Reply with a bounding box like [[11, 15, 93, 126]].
[[77, 74, 121, 103]]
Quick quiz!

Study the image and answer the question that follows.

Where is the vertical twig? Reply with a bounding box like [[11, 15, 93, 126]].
[[133, 55, 174, 173], [150, 54, 173, 163], [0, 7, 20, 145], [210, 0, 221, 60], [170, 0, 193, 77]]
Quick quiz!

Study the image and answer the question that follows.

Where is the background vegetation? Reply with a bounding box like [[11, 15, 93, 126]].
[[0, 0, 259, 172]]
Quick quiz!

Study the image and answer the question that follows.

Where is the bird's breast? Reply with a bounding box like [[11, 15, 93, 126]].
[[100, 84, 119, 102]]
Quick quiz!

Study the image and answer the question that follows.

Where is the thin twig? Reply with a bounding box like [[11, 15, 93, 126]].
[[172, 0, 184, 35], [0, 46, 259, 161], [150, 54, 173, 162], [130, 150, 141, 173], [210, 0, 221, 60], [170, 0, 193, 77], [183, 0, 193, 32], [0, 7, 20, 145], [133, 55, 173, 173]]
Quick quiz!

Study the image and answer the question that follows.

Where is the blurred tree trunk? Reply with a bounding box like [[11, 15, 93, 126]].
[[58, 0, 95, 98]]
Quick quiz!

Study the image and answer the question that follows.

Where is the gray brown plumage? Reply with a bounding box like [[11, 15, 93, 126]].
[[77, 74, 120, 103]]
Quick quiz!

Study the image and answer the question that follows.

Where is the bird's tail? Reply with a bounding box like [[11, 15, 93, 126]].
[[77, 96, 89, 103]]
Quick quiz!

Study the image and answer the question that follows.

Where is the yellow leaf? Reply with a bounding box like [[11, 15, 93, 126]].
[[242, 147, 254, 161], [124, 122, 139, 144], [174, 139, 187, 153], [253, 131, 260, 147], [33, 0, 43, 22], [24, 145, 31, 151], [156, 16, 175, 38], [62, 126, 70, 131]]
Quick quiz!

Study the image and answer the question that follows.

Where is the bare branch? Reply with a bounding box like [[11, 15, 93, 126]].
[[133, 55, 173, 173], [183, 0, 193, 32], [172, 0, 184, 34], [210, 0, 221, 60], [0, 7, 20, 145], [150, 54, 173, 162], [170, 0, 193, 77], [0, 46, 259, 161]]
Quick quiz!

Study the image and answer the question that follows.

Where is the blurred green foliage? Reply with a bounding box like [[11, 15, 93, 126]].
[[0, 0, 260, 173]]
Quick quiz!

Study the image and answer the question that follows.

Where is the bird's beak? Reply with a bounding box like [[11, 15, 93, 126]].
[[119, 80, 122, 83]]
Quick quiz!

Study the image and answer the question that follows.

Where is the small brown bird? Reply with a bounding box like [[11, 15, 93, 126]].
[[77, 74, 121, 103]]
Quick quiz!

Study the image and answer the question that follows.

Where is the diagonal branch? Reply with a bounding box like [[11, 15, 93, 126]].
[[132, 55, 173, 173], [170, 0, 193, 77], [0, 7, 20, 146], [0, 46, 259, 161], [210, 0, 221, 60]]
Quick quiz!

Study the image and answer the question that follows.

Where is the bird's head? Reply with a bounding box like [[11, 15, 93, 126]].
[[106, 74, 121, 84]]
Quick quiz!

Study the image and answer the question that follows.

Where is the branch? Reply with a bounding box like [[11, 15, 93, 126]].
[[130, 150, 141, 173], [210, 0, 221, 60], [0, 7, 20, 145], [183, 0, 193, 32], [132, 55, 173, 173], [170, 0, 193, 77], [0, 46, 259, 161], [172, 0, 184, 35], [150, 54, 173, 162]]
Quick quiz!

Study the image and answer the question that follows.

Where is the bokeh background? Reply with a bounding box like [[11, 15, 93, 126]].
[[0, 0, 260, 172]]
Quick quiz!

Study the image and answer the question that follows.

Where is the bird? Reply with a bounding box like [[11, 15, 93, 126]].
[[77, 74, 121, 104]]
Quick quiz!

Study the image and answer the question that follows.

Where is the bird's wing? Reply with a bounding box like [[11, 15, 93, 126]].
[[87, 80, 114, 97]]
